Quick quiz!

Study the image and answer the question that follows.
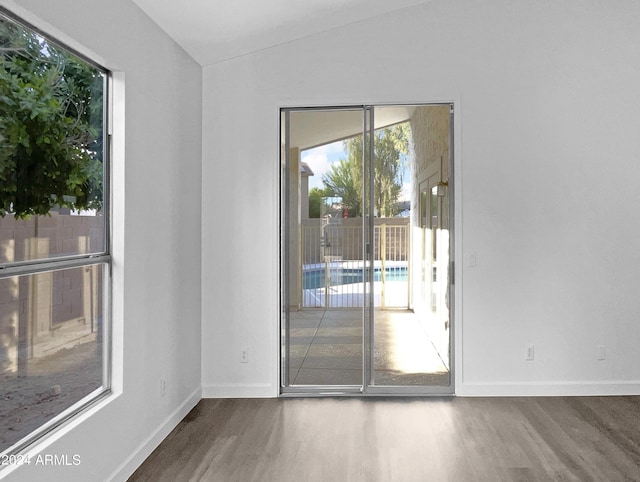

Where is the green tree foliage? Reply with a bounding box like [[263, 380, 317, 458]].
[[0, 15, 104, 218], [322, 123, 409, 218], [321, 153, 363, 217], [308, 186, 330, 218]]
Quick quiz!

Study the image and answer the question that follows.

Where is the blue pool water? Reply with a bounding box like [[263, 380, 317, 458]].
[[303, 266, 407, 289]]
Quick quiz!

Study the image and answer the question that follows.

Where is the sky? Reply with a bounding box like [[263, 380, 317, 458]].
[[300, 140, 412, 202], [300, 140, 345, 191]]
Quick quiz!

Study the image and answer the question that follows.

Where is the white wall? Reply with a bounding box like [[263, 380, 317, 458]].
[[1, 0, 202, 480], [201, 0, 640, 397]]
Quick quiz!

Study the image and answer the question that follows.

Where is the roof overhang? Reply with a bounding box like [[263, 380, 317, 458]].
[[288, 106, 415, 151]]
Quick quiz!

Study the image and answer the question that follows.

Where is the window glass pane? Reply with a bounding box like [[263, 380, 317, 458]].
[[0, 10, 109, 454], [0, 13, 106, 263], [0, 264, 106, 453]]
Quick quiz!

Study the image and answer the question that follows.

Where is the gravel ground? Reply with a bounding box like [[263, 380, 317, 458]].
[[0, 341, 102, 452]]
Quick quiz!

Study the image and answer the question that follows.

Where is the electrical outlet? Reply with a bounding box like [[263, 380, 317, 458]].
[[525, 344, 535, 361], [240, 347, 249, 363], [160, 378, 167, 397], [597, 345, 606, 360], [465, 252, 477, 267]]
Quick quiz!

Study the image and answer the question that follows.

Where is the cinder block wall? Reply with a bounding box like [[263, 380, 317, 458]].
[[0, 213, 103, 376]]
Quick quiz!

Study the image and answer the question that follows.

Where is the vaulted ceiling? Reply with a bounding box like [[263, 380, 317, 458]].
[[131, 0, 428, 66]]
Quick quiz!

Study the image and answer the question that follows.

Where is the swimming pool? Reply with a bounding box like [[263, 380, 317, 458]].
[[303, 266, 408, 289]]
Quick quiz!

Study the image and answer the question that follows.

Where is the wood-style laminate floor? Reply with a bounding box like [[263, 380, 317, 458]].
[[129, 396, 640, 481]]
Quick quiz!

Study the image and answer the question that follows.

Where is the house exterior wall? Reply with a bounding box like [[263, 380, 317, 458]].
[[408, 105, 452, 347], [410, 105, 450, 185]]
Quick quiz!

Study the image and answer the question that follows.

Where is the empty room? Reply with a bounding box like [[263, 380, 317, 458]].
[[1, 0, 640, 480]]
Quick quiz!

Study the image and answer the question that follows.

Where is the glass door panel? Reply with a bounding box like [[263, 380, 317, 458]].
[[370, 105, 452, 390], [282, 107, 366, 389]]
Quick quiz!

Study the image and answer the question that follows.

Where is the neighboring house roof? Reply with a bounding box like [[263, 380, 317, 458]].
[[300, 162, 314, 177]]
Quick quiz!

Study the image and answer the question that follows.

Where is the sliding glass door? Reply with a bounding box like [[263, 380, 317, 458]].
[[281, 108, 367, 390], [281, 104, 453, 395]]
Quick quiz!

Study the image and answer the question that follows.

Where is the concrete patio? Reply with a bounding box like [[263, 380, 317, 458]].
[[287, 309, 449, 387]]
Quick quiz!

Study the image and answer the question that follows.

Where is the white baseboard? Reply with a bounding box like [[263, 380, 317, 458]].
[[457, 380, 640, 397], [201, 381, 640, 398], [109, 387, 201, 482], [202, 383, 277, 398]]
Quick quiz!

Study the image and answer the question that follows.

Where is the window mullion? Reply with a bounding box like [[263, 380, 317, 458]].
[[0, 255, 111, 279]]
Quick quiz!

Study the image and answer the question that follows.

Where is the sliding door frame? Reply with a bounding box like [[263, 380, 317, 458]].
[[280, 103, 455, 397]]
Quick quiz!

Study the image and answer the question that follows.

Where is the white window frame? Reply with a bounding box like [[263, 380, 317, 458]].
[[0, 7, 112, 457]]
